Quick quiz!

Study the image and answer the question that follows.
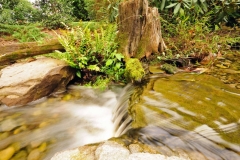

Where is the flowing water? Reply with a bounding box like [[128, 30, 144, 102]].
[[116, 73, 240, 160], [0, 72, 240, 160], [0, 85, 126, 160]]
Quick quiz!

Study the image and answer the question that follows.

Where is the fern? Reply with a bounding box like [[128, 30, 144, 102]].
[[52, 23, 125, 82]]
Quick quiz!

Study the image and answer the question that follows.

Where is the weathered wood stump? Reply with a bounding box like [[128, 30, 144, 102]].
[[118, 0, 166, 59]]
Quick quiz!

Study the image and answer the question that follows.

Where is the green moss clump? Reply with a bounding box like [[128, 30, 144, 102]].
[[124, 58, 145, 83], [161, 63, 177, 74]]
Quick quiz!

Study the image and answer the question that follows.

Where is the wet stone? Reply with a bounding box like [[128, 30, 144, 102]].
[[11, 150, 28, 160], [38, 142, 47, 152], [0, 132, 10, 141], [0, 146, 15, 160], [129, 144, 143, 153], [27, 149, 41, 160], [0, 119, 18, 132], [236, 84, 240, 89]]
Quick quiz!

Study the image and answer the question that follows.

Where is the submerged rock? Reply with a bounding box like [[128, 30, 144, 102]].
[[0, 58, 75, 107]]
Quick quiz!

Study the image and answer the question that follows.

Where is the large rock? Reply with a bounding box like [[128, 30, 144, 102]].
[[51, 140, 187, 160], [0, 58, 75, 107]]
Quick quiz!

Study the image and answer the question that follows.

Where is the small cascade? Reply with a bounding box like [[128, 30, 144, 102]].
[[0, 85, 128, 160], [112, 84, 135, 137]]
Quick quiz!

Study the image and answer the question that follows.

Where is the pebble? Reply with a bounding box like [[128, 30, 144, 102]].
[[27, 149, 41, 160], [236, 84, 240, 89], [38, 142, 47, 152], [11, 150, 28, 160], [0, 146, 15, 160], [0, 119, 18, 132], [13, 125, 27, 134], [0, 132, 10, 141]]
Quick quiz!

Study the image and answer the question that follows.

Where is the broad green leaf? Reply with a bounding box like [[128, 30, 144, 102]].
[[115, 53, 124, 61], [179, 8, 185, 17], [115, 62, 121, 69], [201, 2, 208, 12], [106, 59, 113, 66], [160, 0, 166, 11], [88, 65, 100, 71], [166, 3, 178, 9], [76, 71, 81, 78], [174, 3, 181, 15]]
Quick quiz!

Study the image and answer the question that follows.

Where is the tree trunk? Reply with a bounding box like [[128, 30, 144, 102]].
[[0, 39, 64, 65], [117, 0, 166, 59]]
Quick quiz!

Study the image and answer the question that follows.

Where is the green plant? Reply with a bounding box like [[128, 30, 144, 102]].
[[51, 23, 126, 85], [0, 0, 38, 24], [0, 23, 46, 42], [150, 0, 240, 26], [12, 25, 46, 42], [159, 14, 235, 62]]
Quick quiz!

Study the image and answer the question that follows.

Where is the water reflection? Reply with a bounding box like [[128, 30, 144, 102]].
[[126, 73, 240, 160]]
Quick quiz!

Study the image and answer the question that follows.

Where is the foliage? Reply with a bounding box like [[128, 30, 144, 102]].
[[159, 15, 238, 61], [50, 23, 125, 84], [149, 0, 240, 26], [85, 76, 110, 90], [0, 23, 46, 42], [71, 0, 89, 20], [34, 0, 74, 29], [161, 63, 177, 74], [84, 0, 121, 22], [0, 0, 37, 24], [124, 58, 145, 83]]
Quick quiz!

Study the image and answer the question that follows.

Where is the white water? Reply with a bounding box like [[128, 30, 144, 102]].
[[0, 85, 126, 159]]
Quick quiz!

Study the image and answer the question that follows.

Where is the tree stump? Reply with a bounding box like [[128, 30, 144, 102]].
[[117, 0, 166, 59]]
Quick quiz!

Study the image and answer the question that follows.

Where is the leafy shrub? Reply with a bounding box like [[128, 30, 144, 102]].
[[149, 0, 240, 27], [0, 0, 38, 25], [160, 15, 237, 61], [51, 23, 125, 85]]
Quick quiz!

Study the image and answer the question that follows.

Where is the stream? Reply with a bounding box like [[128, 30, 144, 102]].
[[0, 67, 240, 160]]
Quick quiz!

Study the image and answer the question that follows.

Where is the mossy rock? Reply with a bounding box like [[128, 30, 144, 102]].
[[124, 58, 145, 83], [161, 63, 177, 74]]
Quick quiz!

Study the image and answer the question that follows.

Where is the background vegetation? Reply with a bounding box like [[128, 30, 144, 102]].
[[0, 0, 239, 87]]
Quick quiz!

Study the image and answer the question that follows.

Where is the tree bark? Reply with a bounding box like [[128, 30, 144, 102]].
[[117, 0, 166, 59], [0, 39, 64, 65]]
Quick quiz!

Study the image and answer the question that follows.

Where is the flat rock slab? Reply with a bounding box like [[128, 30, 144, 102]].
[[51, 141, 188, 160], [0, 58, 75, 107]]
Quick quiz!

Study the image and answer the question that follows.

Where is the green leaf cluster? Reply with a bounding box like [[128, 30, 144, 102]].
[[51, 23, 126, 84], [149, 0, 240, 26]]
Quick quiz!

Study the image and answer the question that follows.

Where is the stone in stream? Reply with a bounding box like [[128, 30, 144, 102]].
[[51, 140, 187, 160], [0, 57, 75, 107]]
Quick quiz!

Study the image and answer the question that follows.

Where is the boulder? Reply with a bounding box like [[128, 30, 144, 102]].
[[51, 140, 187, 160], [0, 58, 75, 107]]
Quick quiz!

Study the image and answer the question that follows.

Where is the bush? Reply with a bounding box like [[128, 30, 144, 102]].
[[0, 0, 38, 25], [49, 23, 126, 85]]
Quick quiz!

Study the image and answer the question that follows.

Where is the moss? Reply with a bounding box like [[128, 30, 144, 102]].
[[116, 32, 129, 58], [161, 63, 177, 74], [136, 30, 151, 59], [124, 58, 145, 83]]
